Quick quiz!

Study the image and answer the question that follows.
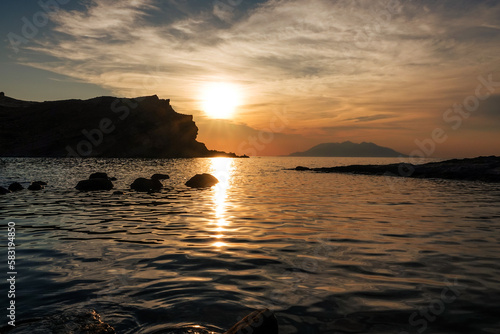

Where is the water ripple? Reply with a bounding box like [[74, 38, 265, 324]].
[[0, 157, 499, 333]]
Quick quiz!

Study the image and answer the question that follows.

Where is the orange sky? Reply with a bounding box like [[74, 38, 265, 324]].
[[2, 0, 500, 157]]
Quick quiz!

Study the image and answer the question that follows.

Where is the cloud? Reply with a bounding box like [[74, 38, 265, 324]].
[[12, 0, 500, 155], [471, 94, 500, 132], [476, 94, 500, 117], [344, 114, 396, 123]]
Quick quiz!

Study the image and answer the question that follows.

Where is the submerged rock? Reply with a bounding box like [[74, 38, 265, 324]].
[[0, 186, 10, 195], [295, 166, 310, 171], [8, 182, 23, 192], [2, 309, 115, 334], [75, 179, 114, 191], [130, 178, 163, 192], [151, 173, 170, 180], [185, 173, 219, 188], [224, 309, 278, 334]]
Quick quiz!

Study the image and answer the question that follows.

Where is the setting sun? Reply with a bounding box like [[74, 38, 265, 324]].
[[201, 82, 240, 119]]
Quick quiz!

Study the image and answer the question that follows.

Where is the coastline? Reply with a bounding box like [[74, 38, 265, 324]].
[[293, 156, 500, 183]]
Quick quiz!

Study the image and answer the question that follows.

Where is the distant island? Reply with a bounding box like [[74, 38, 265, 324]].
[[0, 93, 238, 158], [289, 141, 406, 157]]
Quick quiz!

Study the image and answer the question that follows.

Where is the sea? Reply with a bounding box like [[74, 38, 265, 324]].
[[0, 157, 499, 334]]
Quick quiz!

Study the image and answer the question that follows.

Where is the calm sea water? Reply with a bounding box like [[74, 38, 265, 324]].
[[1, 157, 500, 334]]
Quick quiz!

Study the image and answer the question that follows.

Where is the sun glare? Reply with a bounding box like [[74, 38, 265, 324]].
[[201, 82, 240, 119]]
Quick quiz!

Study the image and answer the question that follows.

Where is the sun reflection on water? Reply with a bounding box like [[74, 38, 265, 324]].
[[210, 158, 234, 248]]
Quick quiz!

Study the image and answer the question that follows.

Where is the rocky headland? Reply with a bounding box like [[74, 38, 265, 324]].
[[0, 93, 239, 158]]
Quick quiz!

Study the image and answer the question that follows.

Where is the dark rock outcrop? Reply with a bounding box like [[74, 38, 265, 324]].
[[294, 156, 500, 183], [89, 172, 109, 180], [295, 166, 310, 171], [224, 309, 279, 334], [8, 182, 23, 192], [75, 179, 114, 191], [27, 184, 43, 191], [185, 173, 219, 188], [0, 94, 238, 158], [28, 181, 45, 190], [290, 141, 406, 157], [151, 173, 170, 180], [1, 309, 115, 334], [130, 178, 163, 192], [0, 186, 10, 195]]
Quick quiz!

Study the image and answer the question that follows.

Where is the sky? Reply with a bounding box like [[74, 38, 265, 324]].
[[1, 0, 500, 157]]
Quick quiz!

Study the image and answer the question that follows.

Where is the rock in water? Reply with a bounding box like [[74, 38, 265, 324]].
[[224, 309, 279, 334], [28, 182, 45, 190], [0, 186, 10, 195], [8, 182, 24, 192], [295, 166, 310, 171], [130, 178, 163, 192], [151, 173, 170, 180], [75, 179, 114, 191], [89, 172, 109, 179], [185, 173, 219, 188], [2, 309, 115, 334]]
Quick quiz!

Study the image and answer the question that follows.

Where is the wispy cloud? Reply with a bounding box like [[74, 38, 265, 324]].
[[345, 114, 396, 123]]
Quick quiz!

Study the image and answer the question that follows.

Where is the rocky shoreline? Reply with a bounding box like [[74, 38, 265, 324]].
[[293, 156, 500, 183]]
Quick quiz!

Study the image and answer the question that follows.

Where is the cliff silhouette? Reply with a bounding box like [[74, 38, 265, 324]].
[[0, 93, 237, 158]]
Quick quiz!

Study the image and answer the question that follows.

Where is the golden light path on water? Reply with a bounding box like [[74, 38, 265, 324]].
[[209, 157, 234, 249]]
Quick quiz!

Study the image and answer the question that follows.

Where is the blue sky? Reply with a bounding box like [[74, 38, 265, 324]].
[[1, 0, 500, 157]]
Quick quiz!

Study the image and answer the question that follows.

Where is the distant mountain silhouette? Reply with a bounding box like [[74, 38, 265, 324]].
[[0, 93, 237, 158], [289, 141, 406, 157]]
